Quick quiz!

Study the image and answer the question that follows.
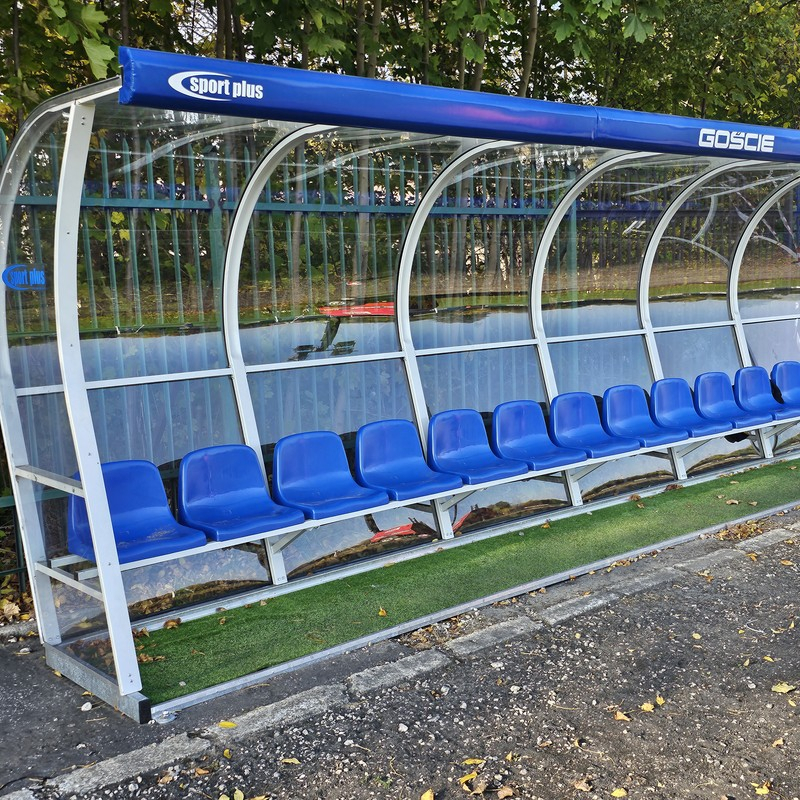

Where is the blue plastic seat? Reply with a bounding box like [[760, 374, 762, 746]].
[[491, 400, 585, 470], [602, 384, 689, 447], [771, 360, 800, 406], [650, 378, 733, 437], [550, 392, 640, 458], [694, 371, 772, 429], [178, 444, 305, 541], [428, 409, 528, 485], [355, 419, 463, 501], [272, 431, 390, 520], [68, 460, 207, 564], [735, 366, 800, 421]]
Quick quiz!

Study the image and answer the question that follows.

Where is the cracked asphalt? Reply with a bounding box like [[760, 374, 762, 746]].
[[1, 511, 799, 800]]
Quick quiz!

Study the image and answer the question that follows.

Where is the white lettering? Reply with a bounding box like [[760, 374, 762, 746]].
[[168, 71, 265, 103], [697, 127, 778, 154]]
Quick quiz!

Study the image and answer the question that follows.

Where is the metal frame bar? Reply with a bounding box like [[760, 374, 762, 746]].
[[54, 100, 142, 695], [395, 139, 520, 539], [221, 123, 335, 584], [529, 151, 656, 504]]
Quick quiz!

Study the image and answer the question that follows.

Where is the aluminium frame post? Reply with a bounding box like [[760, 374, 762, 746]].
[[529, 151, 651, 507], [727, 172, 800, 461], [222, 124, 334, 583], [54, 99, 141, 695], [395, 141, 522, 541]]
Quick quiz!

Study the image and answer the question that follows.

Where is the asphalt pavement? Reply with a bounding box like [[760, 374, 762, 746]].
[[1, 510, 799, 800]]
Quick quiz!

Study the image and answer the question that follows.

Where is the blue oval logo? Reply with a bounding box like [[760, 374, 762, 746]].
[[2, 264, 47, 291]]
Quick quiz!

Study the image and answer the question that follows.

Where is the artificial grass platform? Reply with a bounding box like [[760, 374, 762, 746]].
[[137, 461, 800, 704]]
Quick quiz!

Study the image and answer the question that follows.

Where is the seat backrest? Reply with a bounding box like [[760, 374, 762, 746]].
[[356, 419, 425, 473], [603, 384, 651, 428], [772, 360, 800, 395], [650, 377, 694, 418], [492, 400, 548, 449], [734, 366, 773, 404], [428, 409, 489, 460], [179, 444, 268, 512], [694, 371, 735, 409], [273, 431, 352, 491], [550, 392, 602, 439], [68, 460, 174, 552]]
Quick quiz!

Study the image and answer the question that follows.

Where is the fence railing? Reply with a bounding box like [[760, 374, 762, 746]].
[[2, 122, 798, 592]]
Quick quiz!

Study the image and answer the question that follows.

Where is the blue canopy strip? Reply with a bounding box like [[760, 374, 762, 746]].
[[119, 48, 800, 163]]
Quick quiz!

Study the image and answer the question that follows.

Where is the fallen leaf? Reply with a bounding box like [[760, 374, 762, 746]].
[[462, 758, 485, 765], [726, 499, 740, 505], [692, 632, 702, 640], [790, 699, 797, 707], [574, 778, 592, 792], [611, 789, 628, 798], [755, 783, 770, 795], [497, 788, 514, 800], [749, 501, 758, 506], [771, 682, 796, 694], [233, 790, 245, 800], [744, 658, 751, 667], [219, 795, 230, 800], [763, 656, 774, 663], [163, 618, 181, 630], [459, 771, 478, 786], [281, 757, 301, 765], [780, 559, 795, 566], [506, 750, 518, 759], [656, 695, 666, 706], [614, 710, 631, 721], [747, 553, 758, 562], [640, 702, 655, 712], [218, 720, 237, 729], [378, 607, 387, 617], [420, 791, 435, 800], [730, 480, 739, 484], [157, 774, 173, 785], [194, 767, 209, 776], [222, 748, 232, 759], [470, 776, 490, 795], [717, 494, 725, 499], [636, 503, 645, 509], [772, 738, 784, 748], [541, 521, 551, 529], [218, 617, 227, 625]]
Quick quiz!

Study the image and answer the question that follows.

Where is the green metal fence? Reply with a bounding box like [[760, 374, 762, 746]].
[[1, 124, 780, 591]]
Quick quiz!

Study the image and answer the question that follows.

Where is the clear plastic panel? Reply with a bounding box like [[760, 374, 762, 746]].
[[17, 392, 77, 476], [738, 187, 800, 319], [655, 327, 741, 382], [239, 130, 466, 364], [248, 359, 414, 447], [579, 454, 674, 503], [744, 319, 800, 368], [412, 144, 590, 349], [650, 164, 800, 327], [87, 377, 241, 466], [446, 478, 569, 536], [543, 154, 705, 337], [418, 345, 546, 417], [79, 98, 301, 379], [124, 545, 271, 620], [684, 437, 759, 477], [549, 336, 651, 397], [283, 505, 441, 578]]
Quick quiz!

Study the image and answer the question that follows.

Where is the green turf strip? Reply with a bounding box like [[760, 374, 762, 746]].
[[137, 461, 800, 704]]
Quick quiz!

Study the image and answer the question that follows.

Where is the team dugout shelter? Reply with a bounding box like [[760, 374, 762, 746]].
[[3, 47, 800, 720]]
